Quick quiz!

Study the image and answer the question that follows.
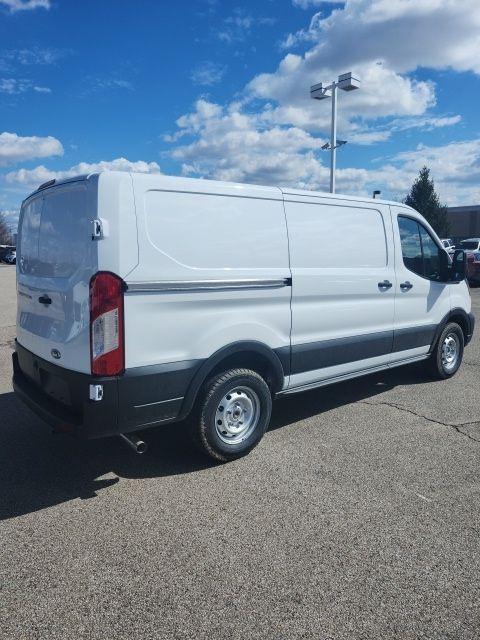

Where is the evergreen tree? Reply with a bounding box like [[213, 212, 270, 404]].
[[0, 212, 12, 245], [404, 166, 451, 237]]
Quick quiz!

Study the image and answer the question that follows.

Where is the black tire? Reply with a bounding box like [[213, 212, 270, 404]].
[[192, 368, 272, 462], [427, 322, 464, 380]]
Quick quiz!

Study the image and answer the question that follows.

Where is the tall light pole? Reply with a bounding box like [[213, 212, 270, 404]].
[[310, 72, 360, 194]]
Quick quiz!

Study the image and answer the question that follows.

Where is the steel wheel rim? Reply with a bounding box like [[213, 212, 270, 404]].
[[441, 333, 459, 372], [214, 386, 260, 445]]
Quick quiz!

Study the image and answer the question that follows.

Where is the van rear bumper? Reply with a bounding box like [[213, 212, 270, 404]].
[[12, 341, 200, 439]]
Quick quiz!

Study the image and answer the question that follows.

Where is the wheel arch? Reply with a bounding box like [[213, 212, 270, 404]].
[[178, 341, 287, 420], [429, 307, 473, 352]]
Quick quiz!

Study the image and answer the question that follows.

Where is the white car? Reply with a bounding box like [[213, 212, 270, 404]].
[[441, 238, 455, 255], [460, 238, 480, 252], [12, 172, 475, 461], [3, 249, 16, 264]]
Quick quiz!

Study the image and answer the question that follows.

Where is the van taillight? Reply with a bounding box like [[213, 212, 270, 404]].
[[89, 272, 125, 376]]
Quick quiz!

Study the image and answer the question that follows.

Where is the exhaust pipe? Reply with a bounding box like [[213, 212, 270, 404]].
[[119, 433, 148, 454]]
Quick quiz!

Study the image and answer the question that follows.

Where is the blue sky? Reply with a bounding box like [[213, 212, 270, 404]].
[[1, 0, 480, 230]]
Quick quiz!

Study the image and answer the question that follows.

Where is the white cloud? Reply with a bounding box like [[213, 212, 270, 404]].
[[215, 8, 275, 43], [331, 139, 480, 205], [249, 60, 436, 130], [348, 114, 462, 144], [0, 78, 28, 94], [292, 0, 344, 9], [171, 99, 327, 185], [280, 12, 324, 48], [1, 46, 65, 66], [355, 138, 480, 205], [167, 97, 479, 204], [165, 0, 475, 205], [282, 0, 480, 74], [273, 0, 480, 128], [0, 0, 50, 11], [84, 77, 133, 93], [0, 78, 51, 94], [190, 61, 226, 86], [390, 139, 480, 192], [393, 114, 462, 132], [5, 157, 161, 186], [0, 132, 63, 167]]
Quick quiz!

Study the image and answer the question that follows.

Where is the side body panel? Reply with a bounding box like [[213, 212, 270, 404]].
[[390, 205, 452, 361], [284, 193, 396, 388], [96, 171, 138, 278], [124, 175, 292, 376], [450, 280, 472, 317]]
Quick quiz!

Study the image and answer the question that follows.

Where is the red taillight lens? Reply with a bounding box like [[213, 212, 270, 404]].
[[89, 272, 125, 376]]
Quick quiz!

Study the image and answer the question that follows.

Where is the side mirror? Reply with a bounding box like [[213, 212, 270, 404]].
[[450, 249, 466, 282]]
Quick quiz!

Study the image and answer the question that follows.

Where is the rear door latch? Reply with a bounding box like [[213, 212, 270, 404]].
[[91, 219, 103, 240]]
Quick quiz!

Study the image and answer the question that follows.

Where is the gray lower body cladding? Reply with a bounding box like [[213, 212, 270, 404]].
[[11, 311, 474, 440], [12, 341, 200, 438]]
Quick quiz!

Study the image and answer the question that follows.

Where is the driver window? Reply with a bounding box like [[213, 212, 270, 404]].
[[419, 225, 442, 281], [398, 216, 423, 276], [398, 215, 443, 281]]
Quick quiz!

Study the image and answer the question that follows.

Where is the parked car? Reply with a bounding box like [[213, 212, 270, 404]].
[[466, 251, 480, 285], [460, 238, 480, 252], [3, 249, 16, 264], [12, 172, 475, 462], [441, 238, 455, 255]]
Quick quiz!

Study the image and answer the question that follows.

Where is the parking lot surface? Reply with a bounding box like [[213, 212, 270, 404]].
[[0, 263, 479, 639]]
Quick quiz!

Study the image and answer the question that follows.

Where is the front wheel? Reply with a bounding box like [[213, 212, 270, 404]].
[[192, 368, 272, 462], [427, 322, 464, 380]]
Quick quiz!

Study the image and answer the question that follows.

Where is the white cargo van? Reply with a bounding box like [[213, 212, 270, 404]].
[[13, 172, 474, 461]]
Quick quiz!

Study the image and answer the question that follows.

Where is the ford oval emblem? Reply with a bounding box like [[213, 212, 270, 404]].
[[51, 349, 61, 360]]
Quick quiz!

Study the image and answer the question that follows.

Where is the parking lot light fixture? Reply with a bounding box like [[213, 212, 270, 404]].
[[310, 71, 360, 194]]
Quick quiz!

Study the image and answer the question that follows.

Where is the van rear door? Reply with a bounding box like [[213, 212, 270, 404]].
[[16, 179, 98, 373]]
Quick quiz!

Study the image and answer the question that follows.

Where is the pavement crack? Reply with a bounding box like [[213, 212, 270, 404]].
[[360, 400, 480, 444]]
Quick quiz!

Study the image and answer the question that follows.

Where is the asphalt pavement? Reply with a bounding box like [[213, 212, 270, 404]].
[[0, 263, 479, 639]]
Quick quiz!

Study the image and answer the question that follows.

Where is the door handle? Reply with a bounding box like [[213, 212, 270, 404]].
[[400, 281, 413, 291], [38, 294, 52, 305], [378, 280, 392, 290]]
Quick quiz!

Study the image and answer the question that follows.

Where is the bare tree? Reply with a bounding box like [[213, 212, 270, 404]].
[[0, 212, 12, 245]]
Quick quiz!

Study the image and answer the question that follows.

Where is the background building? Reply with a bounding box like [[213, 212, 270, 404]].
[[446, 205, 480, 242]]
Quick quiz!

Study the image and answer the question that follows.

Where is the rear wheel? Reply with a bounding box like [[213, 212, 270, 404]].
[[192, 368, 272, 462], [427, 322, 464, 379]]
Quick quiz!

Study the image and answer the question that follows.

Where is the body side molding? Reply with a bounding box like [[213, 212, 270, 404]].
[[125, 278, 292, 293], [393, 324, 437, 353], [290, 330, 393, 375]]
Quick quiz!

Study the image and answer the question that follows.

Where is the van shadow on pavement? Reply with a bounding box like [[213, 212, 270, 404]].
[[0, 363, 430, 521]]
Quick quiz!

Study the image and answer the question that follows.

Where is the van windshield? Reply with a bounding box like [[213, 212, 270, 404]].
[[19, 184, 89, 278]]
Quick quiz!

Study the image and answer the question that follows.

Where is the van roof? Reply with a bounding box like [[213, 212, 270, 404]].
[[23, 169, 405, 208]]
